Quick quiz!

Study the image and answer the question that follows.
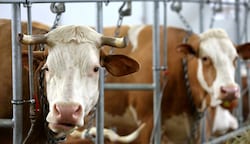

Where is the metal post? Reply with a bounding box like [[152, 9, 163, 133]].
[[234, 0, 243, 128], [199, 0, 204, 33], [11, 3, 23, 144], [96, 2, 104, 144], [153, 0, 161, 143]]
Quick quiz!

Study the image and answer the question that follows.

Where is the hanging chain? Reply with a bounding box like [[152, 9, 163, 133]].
[[209, 0, 223, 28], [171, 0, 193, 32], [84, 107, 97, 142], [50, 3, 65, 30], [109, 1, 131, 54]]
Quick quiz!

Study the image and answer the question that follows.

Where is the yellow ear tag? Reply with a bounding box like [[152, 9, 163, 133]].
[[222, 101, 231, 108]]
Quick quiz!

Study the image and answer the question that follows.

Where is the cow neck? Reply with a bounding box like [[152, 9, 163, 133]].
[[181, 31, 207, 142], [182, 57, 206, 143]]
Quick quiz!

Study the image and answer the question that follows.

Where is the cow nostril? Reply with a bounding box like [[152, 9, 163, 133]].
[[73, 105, 82, 118], [220, 87, 226, 94], [54, 104, 61, 116]]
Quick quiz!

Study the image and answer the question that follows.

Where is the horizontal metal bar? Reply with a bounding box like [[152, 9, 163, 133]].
[[0, 119, 13, 128], [0, 0, 247, 4], [206, 125, 250, 144], [104, 83, 154, 90]]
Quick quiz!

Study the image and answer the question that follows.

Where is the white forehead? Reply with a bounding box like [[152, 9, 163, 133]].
[[46, 43, 99, 75], [199, 29, 237, 60], [46, 25, 102, 45]]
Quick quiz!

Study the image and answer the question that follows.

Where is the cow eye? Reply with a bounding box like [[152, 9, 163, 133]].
[[42, 67, 49, 72], [202, 56, 208, 62], [93, 66, 99, 72]]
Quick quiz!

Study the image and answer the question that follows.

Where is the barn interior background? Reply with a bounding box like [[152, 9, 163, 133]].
[[1, 0, 250, 144]]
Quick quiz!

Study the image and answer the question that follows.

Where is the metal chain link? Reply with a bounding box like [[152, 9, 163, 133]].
[[109, 1, 131, 54], [50, 3, 65, 30], [171, 0, 193, 32], [84, 107, 97, 142]]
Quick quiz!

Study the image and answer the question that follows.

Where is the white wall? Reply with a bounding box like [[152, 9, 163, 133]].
[[0, 1, 249, 43]]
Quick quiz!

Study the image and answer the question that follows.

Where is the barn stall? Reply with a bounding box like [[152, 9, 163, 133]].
[[0, 0, 250, 144]]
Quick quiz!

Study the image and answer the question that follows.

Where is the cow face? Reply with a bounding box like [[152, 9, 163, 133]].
[[19, 25, 139, 135], [178, 29, 250, 108]]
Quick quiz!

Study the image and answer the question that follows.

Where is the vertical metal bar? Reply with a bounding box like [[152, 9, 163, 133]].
[[96, 2, 104, 144], [199, 0, 204, 33], [11, 3, 23, 144], [246, 61, 250, 120], [163, 0, 167, 69], [235, 0, 243, 128], [26, 1, 36, 125], [153, 0, 161, 143]]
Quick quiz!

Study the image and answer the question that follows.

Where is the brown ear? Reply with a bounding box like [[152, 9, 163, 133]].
[[22, 50, 48, 70], [237, 43, 250, 60], [100, 51, 140, 76], [176, 43, 197, 56]]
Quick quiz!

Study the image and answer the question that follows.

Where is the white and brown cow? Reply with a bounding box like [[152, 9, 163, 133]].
[[18, 25, 139, 143], [99, 25, 249, 143]]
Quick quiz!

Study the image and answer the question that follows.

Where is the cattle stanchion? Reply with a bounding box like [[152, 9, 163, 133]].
[[11, 3, 23, 144], [96, 2, 104, 144]]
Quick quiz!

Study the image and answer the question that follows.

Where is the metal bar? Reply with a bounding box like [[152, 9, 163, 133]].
[[153, 0, 161, 143], [0, 0, 248, 4], [163, 0, 167, 69], [104, 83, 154, 90], [96, 2, 104, 144], [11, 3, 23, 144], [235, 0, 244, 128], [199, 0, 204, 33], [246, 61, 250, 120], [0, 119, 14, 128], [206, 124, 250, 144]]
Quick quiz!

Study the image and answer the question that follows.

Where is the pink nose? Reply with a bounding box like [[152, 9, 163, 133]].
[[54, 103, 82, 125], [220, 86, 240, 101]]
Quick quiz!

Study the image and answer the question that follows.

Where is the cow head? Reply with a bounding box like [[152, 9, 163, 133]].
[[19, 25, 139, 135], [177, 28, 250, 109]]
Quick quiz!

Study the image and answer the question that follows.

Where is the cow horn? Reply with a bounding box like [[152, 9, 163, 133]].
[[101, 36, 127, 48], [18, 33, 47, 45], [71, 123, 145, 143]]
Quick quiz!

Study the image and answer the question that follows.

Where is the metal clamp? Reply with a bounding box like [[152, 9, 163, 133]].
[[11, 99, 35, 105]]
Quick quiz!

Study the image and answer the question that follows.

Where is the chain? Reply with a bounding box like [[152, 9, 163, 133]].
[[50, 3, 65, 30], [84, 107, 97, 142], [109, 1, 131, 54], [209, 1, 223, 28], [171, 0, 193, 32]]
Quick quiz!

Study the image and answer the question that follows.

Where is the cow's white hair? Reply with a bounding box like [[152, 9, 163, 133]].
[[200, 28, 230, 41], [128, 25, 146, 52], [46, 25, 102, 46], [212, 106, 238, 134]]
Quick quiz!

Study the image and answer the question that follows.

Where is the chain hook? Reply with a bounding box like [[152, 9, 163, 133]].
[[170, 0, 182, 13], [118, 1, 132, 17], [50, 3, 65, 14]]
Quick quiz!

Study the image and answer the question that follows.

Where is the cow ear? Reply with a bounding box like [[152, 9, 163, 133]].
[[237, 43, 250, 60], [22, 50, 47, 70], [176, 43, 197, 56], [100, 51, 140, 76]]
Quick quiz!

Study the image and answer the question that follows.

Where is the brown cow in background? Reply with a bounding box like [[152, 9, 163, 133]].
[[81, 25, 249, 144]]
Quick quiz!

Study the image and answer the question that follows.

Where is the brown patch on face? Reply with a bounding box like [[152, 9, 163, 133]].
[[202, 56, 216, 87]]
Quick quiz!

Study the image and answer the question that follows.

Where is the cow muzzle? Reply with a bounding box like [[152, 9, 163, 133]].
[[47, 102, 84, 133], [219, 85, 240, 110]]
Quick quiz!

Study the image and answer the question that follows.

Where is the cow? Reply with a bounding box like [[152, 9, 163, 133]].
[[1, 20, 140, 144], [0, 18, 50, 144], [92, 25, 249, 143]]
